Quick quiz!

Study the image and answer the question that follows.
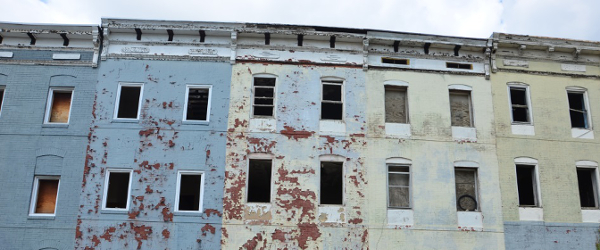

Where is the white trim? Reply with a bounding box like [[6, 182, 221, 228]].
[[102, 169, 133, 211], [387, 163, 411, 209], [113, 82, 144, 120], [514, 161, 542, 207], [43, 87, 74, 124], [383, 80, 409, 87], [577, 161, 599, 167], [576, 162, 600, 209], [175, 170, 205, 212], [247, 153, 274, 160], [319, 157, 345, 206], [29, 176, 60, 216], [245, 158, 274, 204], [507, 83, 534, 125], [251, 74, 277, 119], [454, 167, 480, 212], [566, 87, 592, 130], [386, 157, 412, 165], [514, 157, 538, 165], [183, 84, 212, 122], [319, 154, 346, 162], [448, 84, 473, 91], [454, 160, 479, 168], [320, 78, 345, 121]]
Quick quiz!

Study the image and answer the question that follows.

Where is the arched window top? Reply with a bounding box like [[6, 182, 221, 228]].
[[384, 80, 409, 87], [253, 73, 277, 78], [448, 84, 472, 91], [321, 76, 345, 82], [319, 154, 345, 162], [515, 157, 538, 165], [507, 81, 529, 87], [454, 160, 479, 168], [576, 160, 598, 167], [247, 152, 274, 160], [566, 86, 587, 92], [386, 157, 412, 165]]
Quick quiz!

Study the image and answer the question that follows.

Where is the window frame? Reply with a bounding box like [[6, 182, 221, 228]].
[[113, 82, 144, 120], [384, 85, 409, 124], [576, 161, 600, 209], [319, 155, 345, 206], [246, 154, 274, 204], [0, 86, 5, 117], [29, 176, 60, 216], [454, 167, 480, 212], [251, 75, 277, 119], [174, 170, 205, 212], [515, 157, 541, 208], [566, 87, 592, 129], [101, 169, 133, 211], [183, 84, 212, 122], [320, 79, 345, 121], [44, 87, 74, 124], [507, 83, 533, 125], [387, 164, 411, 209], [448, 85, 474, 127]]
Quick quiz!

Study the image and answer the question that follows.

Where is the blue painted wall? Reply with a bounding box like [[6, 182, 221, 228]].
[[75, 59, 230, 249], [504, 222, 600, 250]]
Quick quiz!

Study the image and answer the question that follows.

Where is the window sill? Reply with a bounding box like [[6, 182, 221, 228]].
[[42, 123, 69, 128], [387, 208, 413, 227], [511, 124, 535, 136], [452, 126, 476, 141], [385, 123, 411, 138], [28, 214, 56, 220], [112, 119, 139, 123], [582, 209, 600, 223], [174, 211, 204, 217], [572, 128, 594, 139], [457, 211, 483, 231], [182, 120, 209, 126], [519, 207, 543, 221], [100, 209, 129, 214]]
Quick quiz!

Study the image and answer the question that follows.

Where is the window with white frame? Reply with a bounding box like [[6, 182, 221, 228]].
[[29, 176, 60, 216], [44, 88, 73, 124], [252, 77, 276, 117], [385, 85, 408, 123], [102, 169, 132, 210], [567, 89, 590, 129], [247, 159, 272, 203], [0, 86, 5, 115], [449, 90, 473, 127], [321, 80, 343, 120], [508, 85, 532, 124], [114, 83, 143, 119], [320, 161, 343, 205], [455, 168, 479, 211], [388, 165, 410, 208], [577, 165, 599, 209], [516, 164, 539, 207], [184, 85, 212, 121], [175, 171, 204, 212]]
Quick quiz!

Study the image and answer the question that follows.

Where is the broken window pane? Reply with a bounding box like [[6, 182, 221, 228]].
[[247, 159, 272, 203], [48, 91, 72, 123], [516, 165, 537, 206], [253, 78, 275, 117], [510, 87, 529, 123], [388, 165, 410, 208], [449, 90, 472, 127], [568, 92, 588, 128], [320, 162, 343, 205], [186, 88, 210, 121], [34, 179, 59, 214], [577, 168, 597, 208], [321, 81, 343, 120], [105, 172, 130, 209], [385, 86, 408, 123], [455, 169, 478, 211], [117, 86, 142, 119], [178, 174, 202, 211]]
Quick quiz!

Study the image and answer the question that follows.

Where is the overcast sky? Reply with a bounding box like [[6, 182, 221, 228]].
[[2, 0, 599, 41]]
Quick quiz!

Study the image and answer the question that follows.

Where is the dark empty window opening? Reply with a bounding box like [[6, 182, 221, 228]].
[[48, 91, 72, 123], [105, 172, 130, 209], [449, 90, 473, 127], [320, 162, 343, 205], [253, 78, 276, 117], [382, 58, 409, 65], [385, 86, 408, 123], [116, 85, 142, 119], [455, 169, 478, 211], [247, 159, 272, 203], [516, 165, 537, 207], [388, 165, 410, 208], [178, 174, 202, 211], [446, 62, 473, 70], [33, 179, 59, 214], [186, 87, 210, 121], [510, 87, 530, 123], [321, 81, 343, 120], [0, 88, 5, 113], [577, 168, 598, 208], [568, 92, 588, 129]]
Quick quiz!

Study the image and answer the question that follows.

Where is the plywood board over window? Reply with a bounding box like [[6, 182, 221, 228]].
[[385, 86, 408, 123], [45, 88, 73, 124], [29, 176, 60, 216], [449, 90, 473, 127]]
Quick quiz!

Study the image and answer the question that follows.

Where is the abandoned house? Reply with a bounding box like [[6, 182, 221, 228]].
[[0, 18, 599, 250]]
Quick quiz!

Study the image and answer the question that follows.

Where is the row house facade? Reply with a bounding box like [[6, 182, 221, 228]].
[[0, 19, 600, 250]]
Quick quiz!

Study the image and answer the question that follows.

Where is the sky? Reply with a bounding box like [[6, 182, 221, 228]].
[[1, 0, 599, 42]]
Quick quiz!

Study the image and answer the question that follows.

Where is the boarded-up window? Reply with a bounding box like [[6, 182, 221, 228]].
[[47, 90, 72, 123], [385, 86, 408, 123], [247, 159, 272, 203], [185, 87, 210, 121], [253, 78, 276, 117], [567, 91, 588, 129], [320, 162, 343, 205], [449, 90, 472, 127], [509, 87, 530, 123], [577, 168, 598, 208], [388, 165, 410, 208], [516, 165, 538, 206], [321, 81, 343, 120], [104, 171, 131, 209], [116, 85, 142, 119], [177, 172, 203, 211], [455, 169, 478, 211], [31, 178, 59, 214]]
